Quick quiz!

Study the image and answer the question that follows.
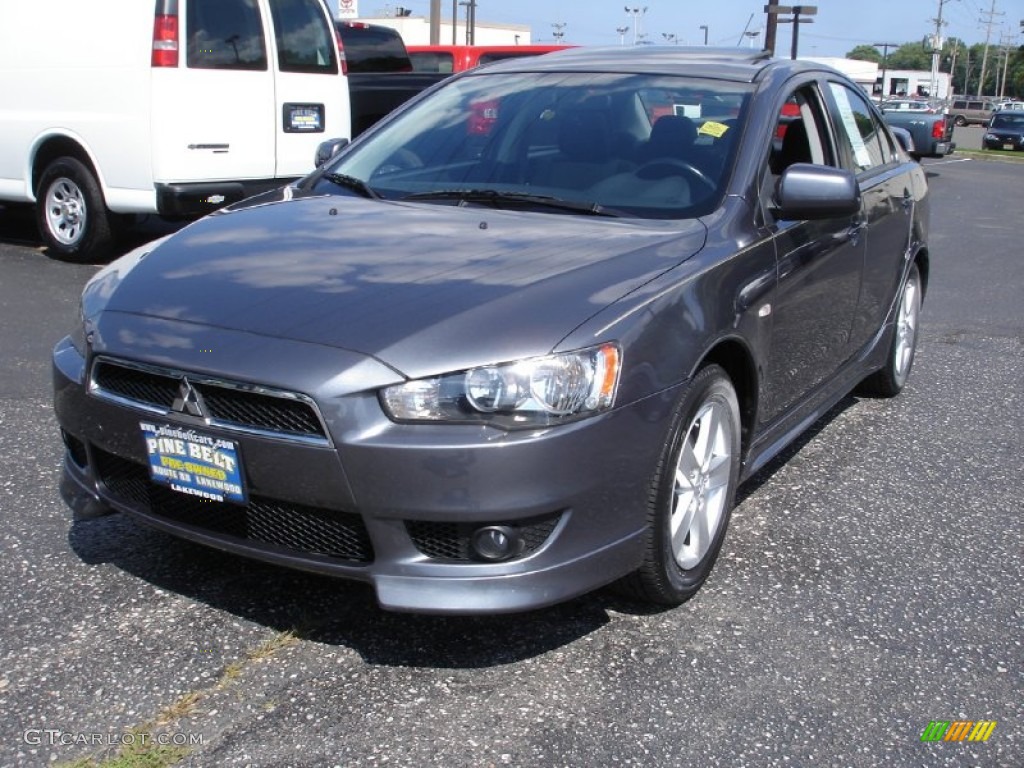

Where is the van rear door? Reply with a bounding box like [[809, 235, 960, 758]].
[[265, 0, 346, 177], [151, 0, 276, 184]]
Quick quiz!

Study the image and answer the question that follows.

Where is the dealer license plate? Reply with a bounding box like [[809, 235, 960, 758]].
[[141, 422, 246, 504]]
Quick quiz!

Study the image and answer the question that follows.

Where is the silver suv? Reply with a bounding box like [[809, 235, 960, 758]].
[[949, 99, 996, 126]]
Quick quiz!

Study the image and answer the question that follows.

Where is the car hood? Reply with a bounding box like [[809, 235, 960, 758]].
[[93, 194, 706, 378]]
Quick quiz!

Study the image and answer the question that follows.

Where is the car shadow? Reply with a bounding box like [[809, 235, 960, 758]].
[[66, 394, 861, 667], [67, 512, 642, 667], [0, 204, 185, 264], [736, 393, 857, 504]]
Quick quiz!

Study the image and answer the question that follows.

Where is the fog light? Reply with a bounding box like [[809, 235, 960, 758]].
[[471, 525, 522, 562]]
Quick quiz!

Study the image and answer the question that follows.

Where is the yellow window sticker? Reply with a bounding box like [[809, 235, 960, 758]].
[[698, 121, 729, 138]]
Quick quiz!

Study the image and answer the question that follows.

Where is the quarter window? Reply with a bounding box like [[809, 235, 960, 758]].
[[186, 0, 267, 71]]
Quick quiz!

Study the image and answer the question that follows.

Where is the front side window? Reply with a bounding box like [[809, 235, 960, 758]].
[[826, 82, 888, 174], [268, 0, 338, 74], [323, 72, 752, 220], [186, 0, 267, 71]]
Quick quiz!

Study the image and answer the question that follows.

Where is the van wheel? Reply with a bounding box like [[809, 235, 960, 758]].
[[953, 115, 967, 127], [36, 157, 114, 262]]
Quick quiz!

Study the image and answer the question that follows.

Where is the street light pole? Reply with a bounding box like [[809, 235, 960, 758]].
[[874, 42, 898, 99], [624, 6, 647, 46], [616, 26, 629, 46], [700, 25, 708, 45]]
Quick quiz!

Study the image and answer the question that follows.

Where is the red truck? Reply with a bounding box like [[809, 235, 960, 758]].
[[406, 44, 571, 73]]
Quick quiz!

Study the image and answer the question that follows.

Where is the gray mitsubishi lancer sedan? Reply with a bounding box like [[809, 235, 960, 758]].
[[53, 48, 929, 614]]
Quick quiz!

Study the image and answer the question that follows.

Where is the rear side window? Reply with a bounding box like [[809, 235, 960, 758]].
[[336, 24, 411, 72], [187, 0, 267, 70], [268, 0, 338, 74], [410, 52, 454, 73]]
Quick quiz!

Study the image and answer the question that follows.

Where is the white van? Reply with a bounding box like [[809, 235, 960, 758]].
[[0, 0, 350, 261]]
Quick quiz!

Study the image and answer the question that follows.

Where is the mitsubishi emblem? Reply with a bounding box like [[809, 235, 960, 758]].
[[172, 377, 207, 418]]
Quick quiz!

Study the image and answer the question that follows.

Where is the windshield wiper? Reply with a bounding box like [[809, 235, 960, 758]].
[[401, 189, 622, 217], [322, 172, 382, 200]]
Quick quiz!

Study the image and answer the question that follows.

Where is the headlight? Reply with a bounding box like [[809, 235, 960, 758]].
[[984, 133, 996, 141], [67, 301, 88, 356], [380, 344, 621, 428]]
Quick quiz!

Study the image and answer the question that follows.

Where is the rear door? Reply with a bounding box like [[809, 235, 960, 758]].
[[266, 0, 346, 176], [823, 80, 914, 353], [152, 0, 276, 183]]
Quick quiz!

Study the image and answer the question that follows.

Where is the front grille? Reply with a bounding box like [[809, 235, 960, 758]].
[[91, 359, 327, 442], [94, 448, 373, 563], [407, 515, 561, 562]]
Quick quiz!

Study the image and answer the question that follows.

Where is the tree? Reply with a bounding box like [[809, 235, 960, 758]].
[[847, 44, 882, 63], [887, 42, 931, 71]]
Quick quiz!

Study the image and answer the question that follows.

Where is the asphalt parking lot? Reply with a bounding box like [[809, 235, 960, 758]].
[[0, 156, 1021, 767]]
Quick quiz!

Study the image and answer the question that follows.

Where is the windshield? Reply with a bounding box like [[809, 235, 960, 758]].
[[992, 114, 1024, 129], [322, 71, 752, 219]]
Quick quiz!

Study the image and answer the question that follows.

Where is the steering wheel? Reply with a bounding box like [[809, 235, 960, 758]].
[[636, 158, 716, 194], [372, 148, 424, 177]]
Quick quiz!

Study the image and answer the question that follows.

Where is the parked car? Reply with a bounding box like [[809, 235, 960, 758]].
[[54, 48, 929, 615], [947, 98, 996, 126], [407, 44, 572, 73], [983, 112, 1024, 151], [0, 0, 349, 262], [335, 21, 450, 135], [879, 108, 955, 159]]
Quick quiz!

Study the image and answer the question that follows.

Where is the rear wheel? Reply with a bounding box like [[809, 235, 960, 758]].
[[35, 157, 114, 262], [619, 364, 741, 605], [859, 264, 922, 397]]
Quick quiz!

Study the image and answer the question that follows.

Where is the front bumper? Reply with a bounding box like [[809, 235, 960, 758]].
[[54, 332, 677, 614]]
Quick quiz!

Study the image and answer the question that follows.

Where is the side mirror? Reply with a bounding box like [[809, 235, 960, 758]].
[[774, 163, 861, 220], [889, 126, 916, 156], [315, 138, 350, 168]]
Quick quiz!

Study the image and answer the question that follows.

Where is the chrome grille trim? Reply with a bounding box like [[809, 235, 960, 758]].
[[88, 357, 332, 447]]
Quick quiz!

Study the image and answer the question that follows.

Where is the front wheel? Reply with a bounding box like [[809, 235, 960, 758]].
[[619, 364, 741, 606], [859, 264, 922, 397], [35, 157, 114, 262]]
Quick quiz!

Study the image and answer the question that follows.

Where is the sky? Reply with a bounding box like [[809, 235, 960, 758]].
[[358, 0, 1024, 58]]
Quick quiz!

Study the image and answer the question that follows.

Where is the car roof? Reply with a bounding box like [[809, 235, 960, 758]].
[[466, 45, 826, 84]]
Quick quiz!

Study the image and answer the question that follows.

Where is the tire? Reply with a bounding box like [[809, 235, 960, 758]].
[[859, 264, 922, 397], [954, 115, 967, 127], [619, 364, 741, 606], [35, 157, 114, 262]]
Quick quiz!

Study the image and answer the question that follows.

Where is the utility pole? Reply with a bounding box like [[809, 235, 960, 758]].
[[948, 41, 959, 98], [874, 42, 899, 99], [928, 0, 952, 101], [429, 0, 440, 45], [977, 0, 1003, 98], [624, 6, 647, 46]]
